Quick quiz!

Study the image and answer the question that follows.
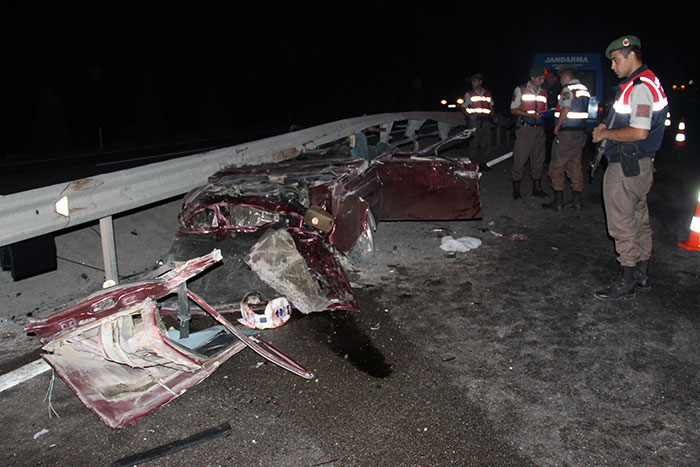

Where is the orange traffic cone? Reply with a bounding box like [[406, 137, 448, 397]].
[[678, 191, 700, 251], [675, 118, 686, 147]]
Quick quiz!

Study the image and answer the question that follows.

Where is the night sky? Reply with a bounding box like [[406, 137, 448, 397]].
[[6, 3, 697, 157]]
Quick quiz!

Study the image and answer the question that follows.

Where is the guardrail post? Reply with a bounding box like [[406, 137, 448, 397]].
[[99, 216, 119, 286]]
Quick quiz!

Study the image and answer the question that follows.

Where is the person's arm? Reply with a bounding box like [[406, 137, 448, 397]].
[[554, 107, 569, 134], [509, 87, 521, 117], [511, 107, 543, 119], [592, 85, 653, 143], [592, 125, 648, 143]]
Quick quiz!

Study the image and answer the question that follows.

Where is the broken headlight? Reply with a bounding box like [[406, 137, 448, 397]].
[[220, 205, 282, 230]]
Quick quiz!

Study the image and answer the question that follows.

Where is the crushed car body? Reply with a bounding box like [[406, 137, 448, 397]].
[[24, 249, 313, 429], [175, 127, 483, 313], [22, 117, 484, 430]]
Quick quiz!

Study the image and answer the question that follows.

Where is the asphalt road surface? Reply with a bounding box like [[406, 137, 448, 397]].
[[1, 130, 699, 466]]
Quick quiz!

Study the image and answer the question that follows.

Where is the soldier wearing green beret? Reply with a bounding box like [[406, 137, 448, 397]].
[[592, 35, 669, 300], [604, 35, 642, 60], [509, 65, 549, 199]]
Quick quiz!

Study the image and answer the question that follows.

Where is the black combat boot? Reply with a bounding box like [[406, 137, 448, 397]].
[[532, 179, 547, 198], [593, 266, 636, 301], [512, 181, 521, 200], [542, 190, 563, 212], [542, 190, 564, 212], [635, 260, 651, 292], [564, 191, 583, 211]]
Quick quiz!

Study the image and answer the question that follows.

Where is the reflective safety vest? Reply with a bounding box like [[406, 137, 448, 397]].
[[555, 80, 590, 130], [604, 65, 669, 160], [465, 89, 493, 119], [518, 84, 548, 127]]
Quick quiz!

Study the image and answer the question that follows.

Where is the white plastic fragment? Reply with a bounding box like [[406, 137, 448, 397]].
[[33, 429, 49, 440], [239, 296, 292, 330], [439, 236, 481, 252], [485, 151, 513, 167]]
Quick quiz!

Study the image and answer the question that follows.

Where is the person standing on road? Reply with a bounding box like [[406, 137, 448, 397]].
[[463, 73, 497, 160], [542, 66, 590, 212], [592, 35, 669, 301], [510, 65, 548, 200]]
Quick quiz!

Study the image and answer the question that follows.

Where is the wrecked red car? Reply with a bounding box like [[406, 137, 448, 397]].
[[23, 126, 483, 430], [175, 129, 483, 313], [24, 250, 313, 429]]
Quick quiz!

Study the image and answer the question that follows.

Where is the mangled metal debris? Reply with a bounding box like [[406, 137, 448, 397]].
[[24, 249, 312, 429], [22, 120, 486, 429], [174, 127, 483, 314]]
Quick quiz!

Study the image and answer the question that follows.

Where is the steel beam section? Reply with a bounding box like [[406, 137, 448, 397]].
[[0, 112, 462, 247], [99, 216, 119, 286]]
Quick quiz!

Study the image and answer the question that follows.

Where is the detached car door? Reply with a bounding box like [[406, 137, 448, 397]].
[[371, 155, 482, 221]]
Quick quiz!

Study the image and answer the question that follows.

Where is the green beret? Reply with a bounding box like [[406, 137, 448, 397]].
[[605, 35, 641, 59], [529, 65, 545, 78]]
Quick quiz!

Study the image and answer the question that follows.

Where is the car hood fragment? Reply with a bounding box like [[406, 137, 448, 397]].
[[25, 249, 312, 429]]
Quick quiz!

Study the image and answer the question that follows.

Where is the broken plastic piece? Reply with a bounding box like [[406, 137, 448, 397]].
[[239, 294, 293, 330], [485, 151, 514, 167]]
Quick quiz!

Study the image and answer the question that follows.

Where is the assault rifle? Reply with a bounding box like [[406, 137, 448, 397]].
[[589, 109, 616, 182]]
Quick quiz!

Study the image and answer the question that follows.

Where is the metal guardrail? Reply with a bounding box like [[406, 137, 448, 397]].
[[0, 112, 468, 248], [1, 111, 484, 286]]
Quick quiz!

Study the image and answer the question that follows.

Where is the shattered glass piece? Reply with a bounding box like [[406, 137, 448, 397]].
[[191, 208, 216, 230]]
